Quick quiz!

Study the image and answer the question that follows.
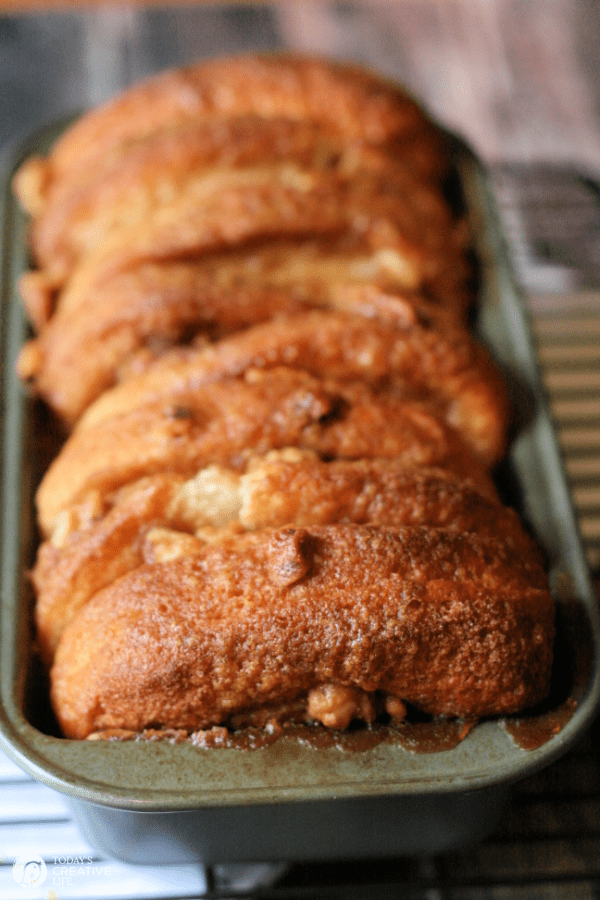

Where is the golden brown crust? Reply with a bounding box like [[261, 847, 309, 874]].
[[14, 57, 456, 329], [238, 453, 505, 533], [33, 455, 517, 662], [19, 55, 448, 215], [36, 154, 469, 320], [16, 55, 554, 739], [29, 116, 454, 279], [16, 264, 315, 424], [35, 367, 496, 536], [49, 524, 555, 738], [33, 475, 182, 664], [73, 310, 508, 464], [16, 247, 467, 427]]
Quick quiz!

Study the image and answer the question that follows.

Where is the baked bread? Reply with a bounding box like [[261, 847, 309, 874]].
[[50, 524, 555, 739], [35, 366, 498, 536], [14, 56, 475, 429], [16, 249, 467, 427], [67, 309, 507, 464], [11, 54, 555, 740], [13, 57, 466, 330], [34, 453, 530, 662], [13, 55, 451, 220], [24, 116, 460, 294], [18, 138, 470, 337]]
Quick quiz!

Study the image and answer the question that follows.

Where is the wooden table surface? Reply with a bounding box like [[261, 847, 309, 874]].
[[1, 0, 599, 169]]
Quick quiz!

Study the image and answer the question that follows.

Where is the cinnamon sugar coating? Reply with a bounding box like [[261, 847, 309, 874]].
[[13, 56, 477, 436], [74, 310, 508, 464], [35, 367, 495, 536], [49, 525, 555, 739], [12, 55, 555, 740], [31, 152, 468, 322], [33, 455, 521, 662], [27, 116, 457, 285], [12, 57, 471, 347], [17, 245, 466, 427], [14, 55, 450, 216]]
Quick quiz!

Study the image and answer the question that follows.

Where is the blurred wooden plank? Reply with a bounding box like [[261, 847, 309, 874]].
[[0, 0, 240, 9]]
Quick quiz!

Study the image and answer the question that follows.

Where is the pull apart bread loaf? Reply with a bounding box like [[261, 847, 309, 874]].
[[15, 55, 474, 426], [13, 55, 555, 741]]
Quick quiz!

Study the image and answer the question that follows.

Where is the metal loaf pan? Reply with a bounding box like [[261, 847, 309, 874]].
[[1, 121, 599, 865]]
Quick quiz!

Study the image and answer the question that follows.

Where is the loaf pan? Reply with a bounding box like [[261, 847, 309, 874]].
[[1, 120, 599, 864]]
